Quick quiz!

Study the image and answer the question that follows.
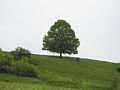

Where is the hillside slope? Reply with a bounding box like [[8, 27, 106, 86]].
[[0, 55, 120, 90]]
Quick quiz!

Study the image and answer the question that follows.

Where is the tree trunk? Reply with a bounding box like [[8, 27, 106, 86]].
[[60, 52, 62, 58]]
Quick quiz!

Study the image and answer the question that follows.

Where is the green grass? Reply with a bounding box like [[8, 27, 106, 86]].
[[0, 54, 120, 90]]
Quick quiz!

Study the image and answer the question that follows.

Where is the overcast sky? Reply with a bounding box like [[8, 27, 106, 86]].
[[0, 0, 120, 62]]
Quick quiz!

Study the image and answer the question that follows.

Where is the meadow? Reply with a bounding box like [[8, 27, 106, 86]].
[[0, 54, 120, 90]]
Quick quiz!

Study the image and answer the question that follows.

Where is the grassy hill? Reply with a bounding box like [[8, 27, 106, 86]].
[[0, 54, 120, 90]]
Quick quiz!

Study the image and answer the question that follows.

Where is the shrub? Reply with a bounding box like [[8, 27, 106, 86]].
[[76, 57, 80, 61], [20, 57, 29, 62], [0, 58, 13, 73], [10, 60, 38, 77], [11, 47, 31, 60], [0, 48, 38, 78], [5, 53, 14, 61], [116, 67, 120, 72], [0, 53, 13, 73]]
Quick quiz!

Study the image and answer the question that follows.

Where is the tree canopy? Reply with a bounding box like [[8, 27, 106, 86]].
[[43, 19, 80, 58]]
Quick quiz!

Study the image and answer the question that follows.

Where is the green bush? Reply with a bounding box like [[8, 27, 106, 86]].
[[11, 47, 31, 60], [10, 60, 38, 77], [0, 58, 13, 72], [116, 67, 120, 72], [0, 53, 13, 73], [0, 48, 38, 78], [5, 53, 14, 61]]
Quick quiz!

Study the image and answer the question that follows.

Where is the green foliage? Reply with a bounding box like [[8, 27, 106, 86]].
[[0, 58, 11, 72], [0, 48, 38, 78], [0, 51, 13, 73], [5, 53, 14, 61], [10, 60, 38, 77], [11, 47, 31, 60], [43, 20, 80, 58], [116, 67, 120, 72]]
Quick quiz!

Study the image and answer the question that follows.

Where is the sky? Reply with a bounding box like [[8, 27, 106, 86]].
[[0, 0, 120, 63]]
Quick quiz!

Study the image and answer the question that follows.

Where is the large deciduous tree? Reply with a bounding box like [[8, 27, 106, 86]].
[[42, 20, 80, 58]]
